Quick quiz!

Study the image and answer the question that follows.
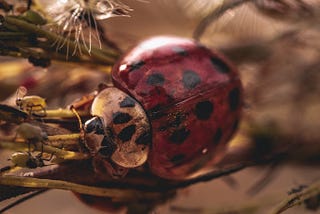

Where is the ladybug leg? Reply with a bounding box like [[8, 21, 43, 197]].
[[36, 139, 48, 159], [70, 106, 89, 152]]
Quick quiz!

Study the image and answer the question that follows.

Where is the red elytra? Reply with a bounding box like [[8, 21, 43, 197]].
[[111, 36, 243, 180], [73, 193, 125, 212]]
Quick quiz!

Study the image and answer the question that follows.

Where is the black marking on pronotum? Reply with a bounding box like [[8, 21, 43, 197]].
[[182, 70, 201, 89], [128, 60, 145, 72], [214, 128, 223, 144], [147, 73, 165, 86], [99, 137, 117, 158], [229, 88, 240, 111], [232, 119, 240, 133], [172, 46, 188, 56], [210, 57, 230, 73], [112, 112, 132, 124], [119, 96, 136, 108], [105, 126, 115, 139], [136, 131, 151, 145], [118, 124, 136, 142], [169, 127, 190, 144], [195, 101, 214, 120], [170, 154, 186, 164]]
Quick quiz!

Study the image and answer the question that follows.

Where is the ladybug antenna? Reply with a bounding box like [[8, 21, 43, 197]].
[[70, 106, 83, 131]]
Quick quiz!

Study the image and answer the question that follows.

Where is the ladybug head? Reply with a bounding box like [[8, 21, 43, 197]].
[[83, 87, 151, 176], [84, 116, 105, 135]]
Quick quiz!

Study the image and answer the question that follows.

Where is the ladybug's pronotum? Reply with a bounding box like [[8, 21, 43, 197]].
[[84, 36, 243, 180]]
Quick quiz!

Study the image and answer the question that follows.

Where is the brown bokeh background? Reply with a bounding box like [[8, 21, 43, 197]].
[[1, 0, 320, 213]]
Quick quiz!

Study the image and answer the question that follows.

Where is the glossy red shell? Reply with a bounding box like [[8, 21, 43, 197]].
[[112, 36, 242, 179]]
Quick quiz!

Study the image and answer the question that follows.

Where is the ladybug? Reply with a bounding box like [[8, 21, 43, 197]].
[[84, 36, 243, 180]]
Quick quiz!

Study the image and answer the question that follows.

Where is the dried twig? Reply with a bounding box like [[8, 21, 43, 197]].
[[0, 176, 172, 202], [271, 180, 320, 214]]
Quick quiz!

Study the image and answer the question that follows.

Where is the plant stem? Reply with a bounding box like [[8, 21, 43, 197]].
[[3, 16, 119, 65], [45, 108, 89, 118], [0, 176, 167, 201], [270, 180, 320, 214]]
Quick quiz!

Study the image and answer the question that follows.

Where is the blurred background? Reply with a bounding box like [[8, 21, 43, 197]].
[[0, 0, 320, 213]]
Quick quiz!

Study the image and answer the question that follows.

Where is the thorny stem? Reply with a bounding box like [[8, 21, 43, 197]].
[[2, 16, 119, 65], [0, 176, 169, 202]]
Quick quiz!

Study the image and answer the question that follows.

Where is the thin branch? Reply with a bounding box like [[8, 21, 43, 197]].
[[45, 108, 90, 118], [166, 163, 248, 191], [0, 176, 170, 202], [0, 189, 48, 213], [270, 180, 320, 214]]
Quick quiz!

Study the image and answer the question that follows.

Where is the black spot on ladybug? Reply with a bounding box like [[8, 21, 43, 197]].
[[105, 126, 115, 139], [136, 131, 151, 145], [214, 128, 223, 144], [98, 147, 113, 158], [170, 154, 186, 164], [147, 73, 165, 86], [195, 101, 214, 120], [99, 137, 117, 158], [182, 70, 201, 89], [173, 113, 185, 127], [229, 88, 241, 111], [169, 127, 190, 144], [158, 126, 167, 132], [112, 112, 132, 124], [210, 57, 230, 73], [163, 112, 186, 130], [101, 136, 112, 147], [118, 125, 136, 142], [128, 60, 145, 72], [119, 96, 136, 108], [232, 119, 240, 133], [172, 46, 188, 56], [148, 105, 165, 120]]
